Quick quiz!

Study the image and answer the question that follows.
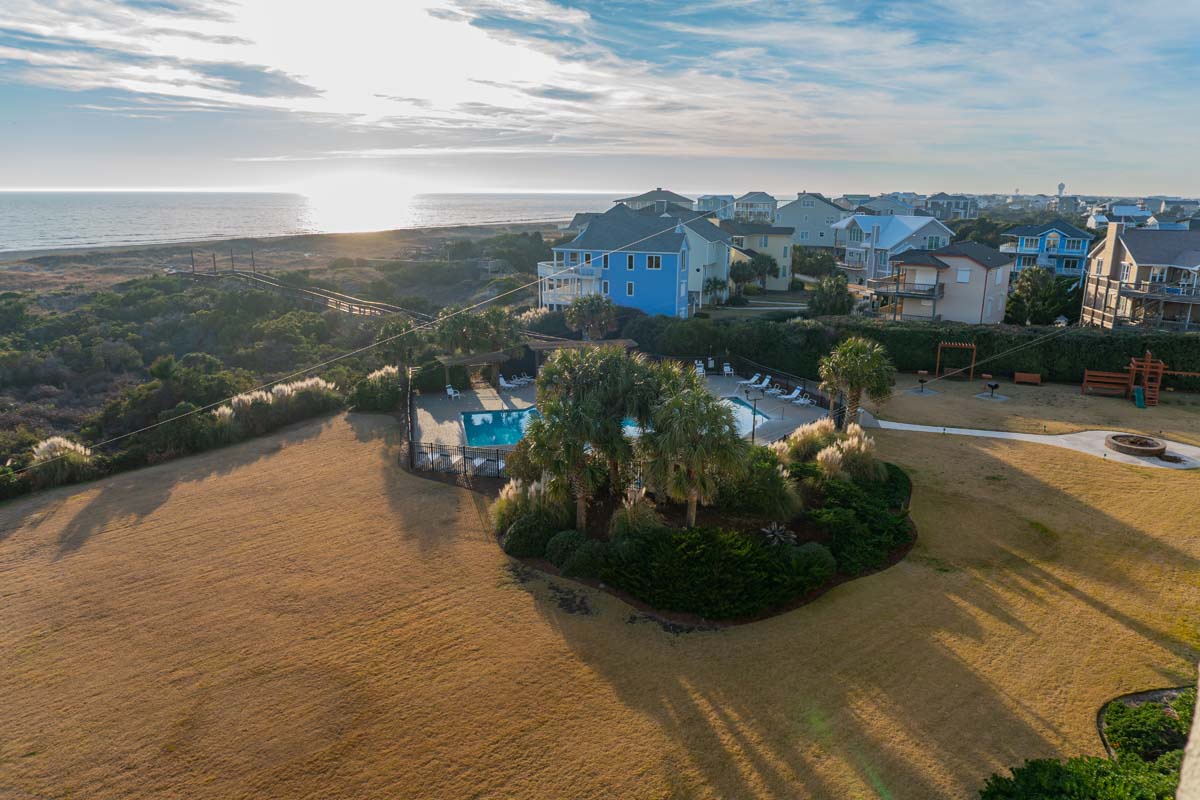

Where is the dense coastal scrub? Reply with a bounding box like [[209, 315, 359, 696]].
[[623, 314, 1200, 389]]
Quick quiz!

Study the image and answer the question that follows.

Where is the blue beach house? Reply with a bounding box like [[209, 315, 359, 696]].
[[1000, 219, 1093, 279], [538, 204, 691, 318]]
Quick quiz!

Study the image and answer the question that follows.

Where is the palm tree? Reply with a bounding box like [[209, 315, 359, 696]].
[[563, 294, 618, 341], [642, 388, 746, 527], [749, 252, 779, 288], [808, 273, 854, 316], [703, 276, 727, 305], [523, 394, 598, 530], [818, 337, 894, 430]]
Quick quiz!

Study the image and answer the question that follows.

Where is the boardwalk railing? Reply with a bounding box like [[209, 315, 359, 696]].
[[408, 442, 512, 478]]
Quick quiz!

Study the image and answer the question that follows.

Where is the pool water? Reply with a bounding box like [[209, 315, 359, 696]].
[[461, 398, 768, 446], [722, 396, 770, 437], [461, 408, 541, 446]]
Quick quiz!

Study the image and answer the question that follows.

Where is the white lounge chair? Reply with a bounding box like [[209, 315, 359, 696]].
[[498, 375, 519, 390], [750, 375, 772, 390], [736, 372, 761, 387], [446, 385, 462, 400], [454, 454, 489, 474], [793, 393, 814, 406], [722, 363, 734, 377], [766, 383, 785, 396], [695, 364, 706, 377], [779, 387, 802, 401], [517, 372, 534, 384]]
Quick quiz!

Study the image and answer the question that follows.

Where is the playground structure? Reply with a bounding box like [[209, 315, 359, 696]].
[[1082, 350, 1200, 407], [934, 341, 977, 381]]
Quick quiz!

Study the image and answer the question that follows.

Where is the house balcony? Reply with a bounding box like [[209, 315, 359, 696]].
[[838, 260, 869, 272], [866, 278, 945, 298], [861, 308, 942, 323], [537, 260, 601, 279], [1118, 282, 1200, 302]]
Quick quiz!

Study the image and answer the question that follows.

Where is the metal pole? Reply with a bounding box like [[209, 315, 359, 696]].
[[190, 248, 195, 273], [251, 249, 256, 274], [211, 253, 217, 273], [230, 248, 235, 271]]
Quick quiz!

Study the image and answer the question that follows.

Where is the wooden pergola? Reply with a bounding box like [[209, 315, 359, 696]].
[[435, 350, 512, 386], [934, 341, 977, 381]]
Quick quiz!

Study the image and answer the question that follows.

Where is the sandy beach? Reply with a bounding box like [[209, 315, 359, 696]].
[[0, 221, 561, 293]]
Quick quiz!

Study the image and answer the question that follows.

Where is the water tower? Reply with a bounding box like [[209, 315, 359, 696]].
[[1057, 182, 1065, 197]]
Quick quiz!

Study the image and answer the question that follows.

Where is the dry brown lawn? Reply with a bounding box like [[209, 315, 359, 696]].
[[1, 413, 1198, 799], [871, 373, 1200, 446]]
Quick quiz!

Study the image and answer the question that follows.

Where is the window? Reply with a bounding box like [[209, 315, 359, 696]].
[[956, 268, 971, 283], [819, 232, 825, 238], [1019, 256, 1037, 267], [849, 227, 863, 243], [1150, 266, 1167, 283], [584, 253, 592, 264], [1119, 262, 1131, 282], [759, 235, 769, 248], [732, 236, 744, 248], [1066, 238, 1084, 251], [802, 214, 809, 222], [926, 235, 944, 249], [602, 254, 609, 269], [1062, 258, 1080, 271], [826, 216, 835, 224], [799, 231, 810, 241], [647, 255, 662, 270], [602, 280, 609, 294], [801, 198, 815, 208], [626, 254, 635, 270], [568, 251, 579, 264], [626, 281, 635, 297], [1021, 237, 1040, 249], [783, 246, 790, 261]]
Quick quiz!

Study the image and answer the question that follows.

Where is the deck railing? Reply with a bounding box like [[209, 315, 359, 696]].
[[408, 442, 513, 478]]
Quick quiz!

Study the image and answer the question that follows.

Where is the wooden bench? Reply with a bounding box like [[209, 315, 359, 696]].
[[1082, 368, 1133, 398], [1013, 372, 1042, 386]]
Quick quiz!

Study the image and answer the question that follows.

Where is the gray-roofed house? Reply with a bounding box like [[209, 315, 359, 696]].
[[733, 191, 778, 224], [869, 242, 1012, 324], [1000, 219, 1093, 279], [638, 204, 733, 308], [925, 192, 980, 221], [541, 204, 692, 318], [721, 219, 796, 290], [1081, 223, 1200, 332], [774, 191, 849, 250], [613, 188, 694, 212], [696, 194, 736, 220]]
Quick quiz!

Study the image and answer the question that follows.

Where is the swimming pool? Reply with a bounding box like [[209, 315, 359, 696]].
[[460, 397, 768, 446], [461, 408, 541, 446], [722, 396, 770, 437]]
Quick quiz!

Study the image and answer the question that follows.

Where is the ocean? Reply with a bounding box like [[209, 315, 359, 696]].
[[0, 191, 621, 254]]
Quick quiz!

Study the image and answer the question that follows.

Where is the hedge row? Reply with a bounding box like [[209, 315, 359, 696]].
[[622, 314, 1200, 388]]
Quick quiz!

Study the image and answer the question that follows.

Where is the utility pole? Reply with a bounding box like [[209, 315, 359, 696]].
[[250, 249, 256, 274], [190, 249, 195, 274], [211, 253, 217, 274], [230, 248, 235, 271]]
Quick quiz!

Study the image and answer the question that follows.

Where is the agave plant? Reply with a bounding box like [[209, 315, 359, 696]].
[[760, 521, 797, 547]]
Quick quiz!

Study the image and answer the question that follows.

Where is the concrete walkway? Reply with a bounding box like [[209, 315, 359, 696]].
[[864, 418, 1200, 470]]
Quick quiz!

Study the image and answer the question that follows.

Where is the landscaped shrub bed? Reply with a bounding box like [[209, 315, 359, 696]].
[[491, 424, 915, 622], [979, 687, 1195, 799]]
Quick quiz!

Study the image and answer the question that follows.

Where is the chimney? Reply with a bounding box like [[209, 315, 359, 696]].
[[1103, 222, 1124, 278]]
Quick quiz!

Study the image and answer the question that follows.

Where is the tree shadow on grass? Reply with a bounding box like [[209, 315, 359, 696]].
[[507, 435, 1200, 798], [0, 416, 335, 557]]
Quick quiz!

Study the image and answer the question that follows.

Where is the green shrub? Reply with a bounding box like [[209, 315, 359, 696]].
[[544, 529, 587, 568], [1173, 688, 1196, 731], [1105, 699, 1187, 761], [601, 526, 834, 619], [562, 539, 610, 578], [349, 365, 403, 412], [808, 476, 910, 575], [714, 446, 801, 520], [500, 513, 559, 558], [742, 284, 762, 296], [979, 755, 1179, 799]]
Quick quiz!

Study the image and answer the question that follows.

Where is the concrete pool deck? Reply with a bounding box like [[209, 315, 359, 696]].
[[412, 375, 827, 446]]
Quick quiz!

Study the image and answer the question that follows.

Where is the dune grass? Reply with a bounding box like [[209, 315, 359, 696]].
[[0, 414, 1196, 798]]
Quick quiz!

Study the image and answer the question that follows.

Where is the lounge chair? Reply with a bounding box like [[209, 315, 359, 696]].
[[778, 387, 802, 401], [454, 454, 489, 474], [446, 385, 462, 400], [722, 363, 734, 377], [695, 364, 706, 377], [498, 376, 519, 390], [766, 383, 785, 396], [518, 372, 534, 384], [793, 393, 814, 406], [736, 372, 761, 387], [750, 375, 772, 390]]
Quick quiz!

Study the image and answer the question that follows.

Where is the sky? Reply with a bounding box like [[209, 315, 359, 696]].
[[1, 0, 1199, 198]]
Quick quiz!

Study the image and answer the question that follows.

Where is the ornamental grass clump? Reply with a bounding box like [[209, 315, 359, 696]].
[[837, 424, 885, 482], [815, 444, 844, 479], [778, 417, 839, 463], [29, 436, 94, 488], [349, 366, 403, 412]]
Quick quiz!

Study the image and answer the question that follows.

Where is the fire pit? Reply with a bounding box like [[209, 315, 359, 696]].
[[1105, 433, 1167, 458]]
